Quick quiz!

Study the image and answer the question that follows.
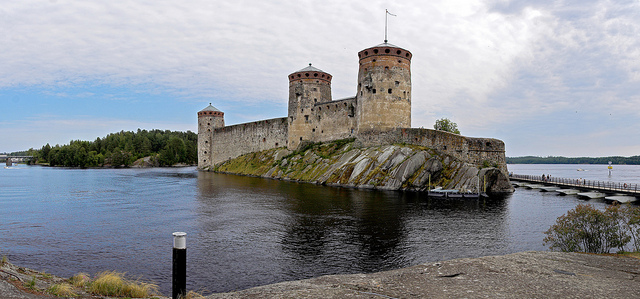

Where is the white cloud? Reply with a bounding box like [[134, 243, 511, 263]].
[[1, 0, 639, 156]]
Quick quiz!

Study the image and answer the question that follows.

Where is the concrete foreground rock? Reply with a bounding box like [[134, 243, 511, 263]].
[[208, 251, 640, 299]]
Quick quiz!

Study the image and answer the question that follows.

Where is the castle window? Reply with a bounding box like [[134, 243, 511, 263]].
[[364, 51, 368, 55], [322, 74, 325, 78], [205, 140, 208, 144], [318, 107, 321, 111], [397, 50, 402, 55], [297, 74, 301, 77], [204, 151, 207, 154], [385, 66, 389, 70], [348, 105, 355, 117], [301, 108, 304, 113], [314, 73, 318, 77], [395, 81, 400, 86], [385, 49, 390, 53], [360, 91, 363, 96], [398, 60, 401, 63], [300, 137, 302, 141], [406, 53, 410, 57], [372, 89, 376, 94], [263, 138, 266, 142], [313, 88, 317, 91], [305, 73, 310, 77], [373, 49, 378, 54], [207, 129, 211, 132], [275, 143, 278, 146], [207, 123, 210, 126], [304, 115, 309, 122], [372, 59, 376, 62], [388, 88, 392, 94], [312, 128, 315, 132]]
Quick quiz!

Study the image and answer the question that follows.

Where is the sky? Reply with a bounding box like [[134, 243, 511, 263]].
[[1, 0, 639, 157]]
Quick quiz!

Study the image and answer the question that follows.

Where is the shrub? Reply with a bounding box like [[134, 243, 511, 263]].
[[620, 205, 640, 252], [544, 204, 631, 253]]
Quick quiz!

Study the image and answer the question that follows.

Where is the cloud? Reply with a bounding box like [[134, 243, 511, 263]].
[[1, 0, 639, 156]]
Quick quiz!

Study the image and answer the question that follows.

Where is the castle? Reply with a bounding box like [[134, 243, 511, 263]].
[[198, 42, 507, 172]]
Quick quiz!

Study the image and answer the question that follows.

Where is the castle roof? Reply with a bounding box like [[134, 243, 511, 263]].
[[295, 63, 327, 74], [199, 103, 222, 112], [373, 42, 401, 48]]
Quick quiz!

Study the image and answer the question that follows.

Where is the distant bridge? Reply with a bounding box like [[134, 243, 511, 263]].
[[510, 174, 639, 197]]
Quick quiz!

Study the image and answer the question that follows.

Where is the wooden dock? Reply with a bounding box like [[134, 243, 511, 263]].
[[510, 174, 640, 198]]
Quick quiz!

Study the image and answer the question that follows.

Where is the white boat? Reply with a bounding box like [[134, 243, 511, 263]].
[[604, 195, 638, 204]]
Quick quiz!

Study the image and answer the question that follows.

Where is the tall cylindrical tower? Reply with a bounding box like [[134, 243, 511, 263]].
[[197, 104, 224, 170], [356, 42, 412, 132], [287, 64, 332, 150]]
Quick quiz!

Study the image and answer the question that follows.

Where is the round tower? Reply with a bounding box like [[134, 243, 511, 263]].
[[197, 103, 224, 169], [356, 42, 412, 132], [287, 63, 332, 150]]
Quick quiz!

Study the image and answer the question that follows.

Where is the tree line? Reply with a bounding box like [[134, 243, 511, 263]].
[[507, 156, 640, 165], [27, 129, 197, 168]]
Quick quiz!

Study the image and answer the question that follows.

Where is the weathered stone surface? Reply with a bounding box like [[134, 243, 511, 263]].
[[214, 140, 511, 193], [206, 251, 640, 299]]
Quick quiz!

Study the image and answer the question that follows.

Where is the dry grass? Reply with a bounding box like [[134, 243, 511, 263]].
[[1, 255, 7, 266], [181, 290, 206, 299], [47, 283, 76, 297], [69, 272, 91, 287], [88, 271, 158, 298]]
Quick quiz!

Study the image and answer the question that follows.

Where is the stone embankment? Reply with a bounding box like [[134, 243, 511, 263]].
[[207, 251, 640, 299], [214, 139, 513, 193]]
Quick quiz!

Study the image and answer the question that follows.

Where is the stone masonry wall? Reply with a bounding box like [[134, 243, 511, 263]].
[[311, 97, 358, 143], [357, 128, 507, 173], [208, 117, 288, 166]]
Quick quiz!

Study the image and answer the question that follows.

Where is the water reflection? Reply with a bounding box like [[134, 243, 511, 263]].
[[195, 172, 510, 293]]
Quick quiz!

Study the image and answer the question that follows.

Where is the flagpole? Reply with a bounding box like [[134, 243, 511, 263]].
[[385, 9, 388, 43]]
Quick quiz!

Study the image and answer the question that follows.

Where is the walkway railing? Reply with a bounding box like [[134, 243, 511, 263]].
[[510, 174, 640, 195]]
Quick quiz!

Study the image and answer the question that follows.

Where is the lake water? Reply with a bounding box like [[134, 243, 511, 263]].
[[1, 164, 637, 295]]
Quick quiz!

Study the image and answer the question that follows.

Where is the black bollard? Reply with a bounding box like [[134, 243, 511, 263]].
[[172, 232, 187, 299]]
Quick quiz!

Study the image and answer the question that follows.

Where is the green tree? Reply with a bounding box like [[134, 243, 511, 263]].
[[544, 204, 630, 253], [434, 118, 460, 134]]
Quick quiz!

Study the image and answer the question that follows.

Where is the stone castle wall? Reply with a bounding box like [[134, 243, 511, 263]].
[[207, 117, 288, 166], [357, 128, 507, 173], [310, 97, 358, 143]]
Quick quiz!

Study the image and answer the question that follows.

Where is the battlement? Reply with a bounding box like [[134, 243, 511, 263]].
[[198, 110, 224, 117]]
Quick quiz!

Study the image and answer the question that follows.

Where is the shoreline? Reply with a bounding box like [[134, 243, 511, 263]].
[[3, 251, 639, 298]]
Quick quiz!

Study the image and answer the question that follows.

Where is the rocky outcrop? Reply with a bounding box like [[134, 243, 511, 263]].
[[214, 139, 513, 193]]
